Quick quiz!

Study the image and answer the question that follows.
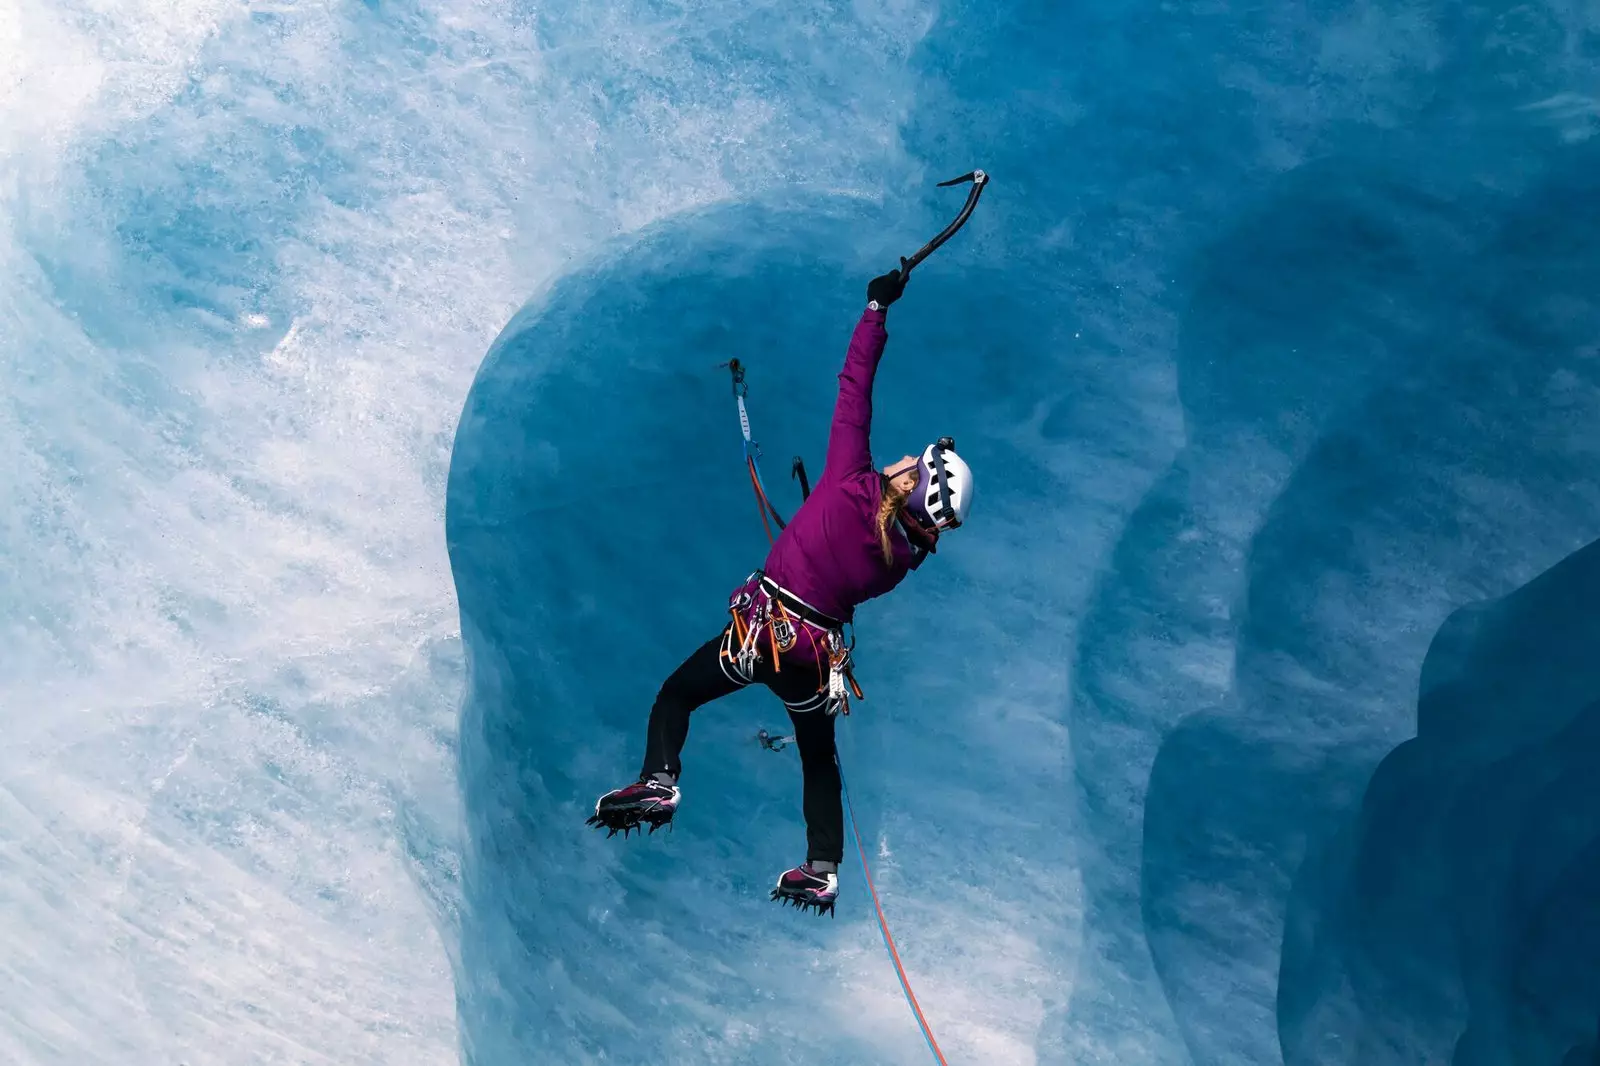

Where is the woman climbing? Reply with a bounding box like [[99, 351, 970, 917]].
[[585, 266, 975, 916]]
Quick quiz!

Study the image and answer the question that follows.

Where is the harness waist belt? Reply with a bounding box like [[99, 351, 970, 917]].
[[757, 572, 843, 632]]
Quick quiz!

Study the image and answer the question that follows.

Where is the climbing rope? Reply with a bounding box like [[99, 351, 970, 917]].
[[839, 760, 951, 1066], [727, 359, 952, 1066]]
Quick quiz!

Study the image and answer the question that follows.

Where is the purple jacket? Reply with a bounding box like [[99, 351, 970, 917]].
[[748, 308, 921, 623]]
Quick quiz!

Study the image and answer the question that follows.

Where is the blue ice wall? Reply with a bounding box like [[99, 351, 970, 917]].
[[440, 1, 1600, 1065], [445, 199, 1088, 1064], [1137, 141, 1600, 1066], [1280, 539, 1600, 1065], [13, 0, 1594, 1055]]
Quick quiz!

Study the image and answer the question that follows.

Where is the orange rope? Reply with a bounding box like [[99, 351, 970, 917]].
[[838, 761, 950, 1065], [747, 456, 776, 545]]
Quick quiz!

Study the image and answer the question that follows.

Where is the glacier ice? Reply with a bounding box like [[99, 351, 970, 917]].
[[5, 0, 1600, 1063]]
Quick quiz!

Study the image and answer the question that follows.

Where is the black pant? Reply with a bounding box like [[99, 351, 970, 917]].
[[640, 629, 843, 865]]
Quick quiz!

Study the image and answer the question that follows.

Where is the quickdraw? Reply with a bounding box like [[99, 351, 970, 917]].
[[721, 358, 790, 541]]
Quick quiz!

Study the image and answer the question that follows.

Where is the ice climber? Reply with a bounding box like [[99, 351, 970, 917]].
[[585, 266, 975, 916]]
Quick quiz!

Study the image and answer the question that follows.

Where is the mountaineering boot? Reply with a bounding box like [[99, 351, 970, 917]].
[[770, 862, 839, 917], [586, 777, 680, 838]]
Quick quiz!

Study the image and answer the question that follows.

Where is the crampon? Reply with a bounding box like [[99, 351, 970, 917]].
[[585, 779, 679, 838], [770, 863, 839, 917]]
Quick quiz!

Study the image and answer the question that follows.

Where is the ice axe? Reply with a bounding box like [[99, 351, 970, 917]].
[[897, 169, 990, 281]]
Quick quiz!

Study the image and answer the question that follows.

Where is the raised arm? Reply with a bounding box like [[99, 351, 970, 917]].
[[821, 269, 908, 482]]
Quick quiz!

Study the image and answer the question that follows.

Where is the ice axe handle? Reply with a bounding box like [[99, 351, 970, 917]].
[[901, 169, 989, 279]]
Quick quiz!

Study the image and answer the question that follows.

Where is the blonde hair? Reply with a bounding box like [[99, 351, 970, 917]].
[[876, 474, 913, 565]]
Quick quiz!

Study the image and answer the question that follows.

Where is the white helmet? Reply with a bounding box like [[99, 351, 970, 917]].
[[909, 436, 973, 531]]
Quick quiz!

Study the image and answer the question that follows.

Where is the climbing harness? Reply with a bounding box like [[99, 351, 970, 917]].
[[722, 569, 863, 716], [725, 168, 987, 1065]]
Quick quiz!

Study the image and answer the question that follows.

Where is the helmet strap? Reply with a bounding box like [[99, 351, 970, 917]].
[[898, 510, 940, 555], [926, 441, 961, 530]]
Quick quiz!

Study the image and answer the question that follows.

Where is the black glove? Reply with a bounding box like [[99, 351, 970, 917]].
[[866, 260, 910, 309]]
